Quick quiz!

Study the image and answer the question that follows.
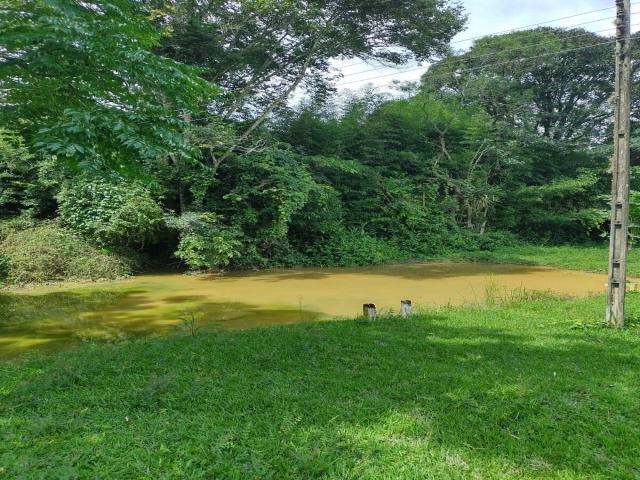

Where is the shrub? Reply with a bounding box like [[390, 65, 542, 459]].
[[307, 229, 406, 266], [0, 255, 9, 283], [0, 221, 132, 284], [473, 231, 522, 250], [58, 178, 164, 248], [0, 215, 38, 243], [166, 212, 241, 271]]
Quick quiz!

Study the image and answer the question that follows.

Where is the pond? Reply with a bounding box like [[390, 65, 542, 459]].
[[0, 262, 607, 358]]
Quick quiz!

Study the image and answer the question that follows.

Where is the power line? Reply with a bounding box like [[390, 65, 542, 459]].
[[341, 40, 617, 86], [451, 4, 635, 45], [339, 39, 621, 87], [336, 3, 638, 71], [338, 21, 636, 81], [414, 38, 627, 85], [339, 13, 626, 73]]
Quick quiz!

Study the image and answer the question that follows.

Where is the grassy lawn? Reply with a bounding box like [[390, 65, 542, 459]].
[[454, 244, 640, 277], [1, 293, 639, 479]]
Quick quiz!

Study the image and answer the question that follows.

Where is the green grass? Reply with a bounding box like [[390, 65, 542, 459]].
[[1, 293, 639, 479], [452, 244, 640, 277]]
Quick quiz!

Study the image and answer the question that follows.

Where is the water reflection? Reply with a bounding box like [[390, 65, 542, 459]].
[[0, 263, 606, 358]]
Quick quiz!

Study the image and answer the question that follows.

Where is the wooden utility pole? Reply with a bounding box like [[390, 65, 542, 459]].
[[606, 0, 632, 328]]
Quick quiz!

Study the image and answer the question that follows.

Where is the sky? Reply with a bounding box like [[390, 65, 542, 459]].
[[333, 0, 635, 92]]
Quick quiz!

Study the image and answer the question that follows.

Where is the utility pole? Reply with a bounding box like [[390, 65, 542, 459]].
[[606, 0, 632, 328]]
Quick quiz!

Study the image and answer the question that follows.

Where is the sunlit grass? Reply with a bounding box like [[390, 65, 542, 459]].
[[453, 244, 640, 276], [0, 293, 638, 478]]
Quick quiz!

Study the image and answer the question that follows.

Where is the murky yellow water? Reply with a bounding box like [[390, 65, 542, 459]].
[[0, 263, 607, 358]]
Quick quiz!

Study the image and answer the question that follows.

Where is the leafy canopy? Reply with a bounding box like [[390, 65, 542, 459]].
[[0, 0, 218, 169], [153, 0, 466, 146]]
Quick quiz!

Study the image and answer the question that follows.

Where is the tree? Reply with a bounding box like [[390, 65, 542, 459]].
[[423, 28, 614, 142], [421, 28, 616, 239], [152, 0, 466, 164], [0, 0, 217, 169], [0, 130, 38, 216]]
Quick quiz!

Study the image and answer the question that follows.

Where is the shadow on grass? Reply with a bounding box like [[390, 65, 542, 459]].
[[2, 310, 639, 478]]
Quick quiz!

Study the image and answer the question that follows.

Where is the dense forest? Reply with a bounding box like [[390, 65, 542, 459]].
[[1, 0, 639, 284]]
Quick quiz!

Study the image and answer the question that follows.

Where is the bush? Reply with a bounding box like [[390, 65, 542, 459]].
[[58, 178, 164, 248], [0, 215, 38, 243], [307, 229, 407, 267], [0, 255, 9, 283], [166, 212, 241, 271], [473, 231, 522, 250], [0, 221, 132, 284]]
